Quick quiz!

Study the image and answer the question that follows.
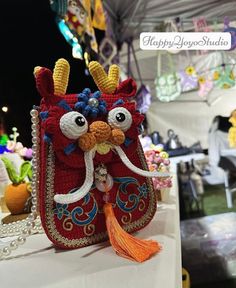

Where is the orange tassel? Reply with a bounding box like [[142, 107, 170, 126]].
[[103, 202, 162, 263]]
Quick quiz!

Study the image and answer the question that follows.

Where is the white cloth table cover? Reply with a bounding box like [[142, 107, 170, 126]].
[[0, 170, 181, 288]]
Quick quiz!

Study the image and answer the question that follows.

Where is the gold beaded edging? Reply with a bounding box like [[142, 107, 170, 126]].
[[44, 141, 156, 248]]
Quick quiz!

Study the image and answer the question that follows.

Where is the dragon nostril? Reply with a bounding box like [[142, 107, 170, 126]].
[[109, 129, 125, 145], [89, 121, 111, 143], [78, 133, 96, 151]]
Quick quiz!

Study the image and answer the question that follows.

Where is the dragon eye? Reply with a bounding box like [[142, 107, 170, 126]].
[[75, 116, 86, 127], [60, 111, 88, 139], [108, 107, 132, 132]]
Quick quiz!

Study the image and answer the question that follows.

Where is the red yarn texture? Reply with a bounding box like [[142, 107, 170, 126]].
[[37, 69, 156, 249]]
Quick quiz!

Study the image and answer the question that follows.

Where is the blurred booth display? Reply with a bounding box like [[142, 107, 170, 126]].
[[1, 157, 32, 222], [165, 19, 181, 55], [6, 127, 32, 159], [134, 84, 152, 114], [0, 134, 8, 154], [165, 129, 203, 157], [203, 116, 231, 185], [99, 37, 117, 70], [0, 158, 10, 212], [155, 52, 181, 102], [0, 116, 9, 154], [155, 51, 236, 102], [218, 150, 236, 208], [223, 16, 236, 50], [179, 66, 199, 93], [178, 159, 205, 219], [181, 212, 236, 285], [166, 129, 182, 150], [50, 0, 106, 61], [228, 109, 236, 148], [193, 16, 211, 55], [213, 54, 235, 89], [0, 127, 33, 220], [144, 147, 172, 201], [140, 128, 203, 158], [98, 11, 119, 71], [198, 76, 214, 98]]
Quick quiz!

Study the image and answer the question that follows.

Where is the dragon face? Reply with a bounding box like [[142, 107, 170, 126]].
[[41, 87, 144, 169], [35, 59, 143, 167], [35, 59, 166, 205]]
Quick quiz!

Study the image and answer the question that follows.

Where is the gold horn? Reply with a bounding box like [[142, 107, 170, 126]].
[[33, 66, 42, 77], [53, 58, 70, 96], [88, 61, 120, 94]]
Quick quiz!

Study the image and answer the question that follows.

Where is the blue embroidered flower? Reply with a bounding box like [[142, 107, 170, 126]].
[[54, 203, 70, 220], [138, 183, 148, 199], [74, 88, 107, 118]]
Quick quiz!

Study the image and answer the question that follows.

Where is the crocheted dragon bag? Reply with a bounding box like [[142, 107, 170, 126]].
[[34, 59, 169, 262]]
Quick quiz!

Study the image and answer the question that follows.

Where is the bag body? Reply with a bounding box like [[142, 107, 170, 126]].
[[35, 60, 158, 250], [39, 134, 156, 249]]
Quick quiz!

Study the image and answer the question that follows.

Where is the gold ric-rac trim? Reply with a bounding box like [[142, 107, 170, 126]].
[[138, 199, 146, 212], [44, 142, 156, 248], [62, 217, 73, 231], [123, 142, 156, 233], [83, 224, 95, 236], [121, 213, 132, 225]]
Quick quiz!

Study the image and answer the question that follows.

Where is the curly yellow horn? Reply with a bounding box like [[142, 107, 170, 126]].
[[53, 58, 70, 96], [88, 61, 120, 94], [33, 66, 42, 77]]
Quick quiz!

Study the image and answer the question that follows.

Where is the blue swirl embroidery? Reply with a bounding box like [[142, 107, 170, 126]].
[[138, 183, 148, 199], [114, 177, 148, 213], [54, 177, 147, 224], [54, 203, 70, 220], [54, 193, 98, 226], [71, 199, 97, 226]]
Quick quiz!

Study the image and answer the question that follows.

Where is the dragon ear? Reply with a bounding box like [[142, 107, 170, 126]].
[[116, 78, 137, 98], [34, 58, 70, 100], [34, 66, 54, 100], [89, 61, 120, 94]]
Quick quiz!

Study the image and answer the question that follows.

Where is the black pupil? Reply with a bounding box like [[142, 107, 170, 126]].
[[116, 113, 126, 122], [75, 116, 85, 127]]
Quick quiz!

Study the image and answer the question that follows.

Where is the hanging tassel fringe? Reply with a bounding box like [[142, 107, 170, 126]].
[[103, 202, 162, 263]]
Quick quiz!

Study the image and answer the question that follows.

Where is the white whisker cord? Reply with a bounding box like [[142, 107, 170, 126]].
[[114, 146, 171, 178], [54, 149, 95, 204]]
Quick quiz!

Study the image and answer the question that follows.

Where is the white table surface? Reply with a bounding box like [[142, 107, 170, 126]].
[[221, 148, 236, 156], [169, 153, 206, 167], [0, 174, 182, 288]]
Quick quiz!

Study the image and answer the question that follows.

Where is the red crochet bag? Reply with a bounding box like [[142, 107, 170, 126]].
[[34, 59, 169, 262]]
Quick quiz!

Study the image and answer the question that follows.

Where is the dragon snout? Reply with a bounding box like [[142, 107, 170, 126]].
[[90, 121, 111, 143], [78, 121, 125, 152]]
